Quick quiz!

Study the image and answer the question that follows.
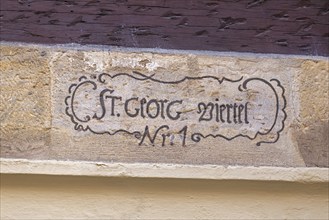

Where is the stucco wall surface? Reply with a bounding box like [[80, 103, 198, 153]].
[[1, 174, 329, 220]]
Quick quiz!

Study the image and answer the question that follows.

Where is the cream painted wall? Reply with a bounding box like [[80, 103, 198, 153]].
[[1, 174, 328, 220]]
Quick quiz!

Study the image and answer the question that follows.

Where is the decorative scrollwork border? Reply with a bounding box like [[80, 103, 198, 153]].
[[65, 72, 286, 146]]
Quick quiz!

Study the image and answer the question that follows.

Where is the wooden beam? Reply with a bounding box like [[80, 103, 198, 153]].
[[1, 0, 328, 55]]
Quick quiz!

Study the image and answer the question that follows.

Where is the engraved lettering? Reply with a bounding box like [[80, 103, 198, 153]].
[[146, 99, 160, 118], [105, 94, 122, 116], [166, 100, 183, 120], [124, 97, 139, 117], [66, 73, 286, 147], [139, 125, 169, 146]]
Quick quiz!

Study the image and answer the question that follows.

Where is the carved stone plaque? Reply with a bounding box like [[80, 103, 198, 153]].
[[44, 49, 304, 167], [4, 45, 328, 167], [65, 72, 286, 147]]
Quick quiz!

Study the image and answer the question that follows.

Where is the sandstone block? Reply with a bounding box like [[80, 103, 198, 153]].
[[1, 43, 328, 167]]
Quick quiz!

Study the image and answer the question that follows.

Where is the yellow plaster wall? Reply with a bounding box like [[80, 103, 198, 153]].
[[1, 174, 328, 220]]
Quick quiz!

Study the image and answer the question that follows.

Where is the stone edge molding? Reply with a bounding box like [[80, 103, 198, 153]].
[[1, 158, 328, 183], [1, 41, 328, 61]]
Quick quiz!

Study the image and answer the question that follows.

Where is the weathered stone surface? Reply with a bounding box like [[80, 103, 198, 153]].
[[0, 43, 328, 167], [0, 45, 51, 158], [293, 60, 329, 167]]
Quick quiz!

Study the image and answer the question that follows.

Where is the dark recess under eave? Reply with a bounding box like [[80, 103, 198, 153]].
[[0, 0, 328, 56]]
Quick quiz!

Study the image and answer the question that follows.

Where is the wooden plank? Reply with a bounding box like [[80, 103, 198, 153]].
[[1, 0, 328, 55]]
